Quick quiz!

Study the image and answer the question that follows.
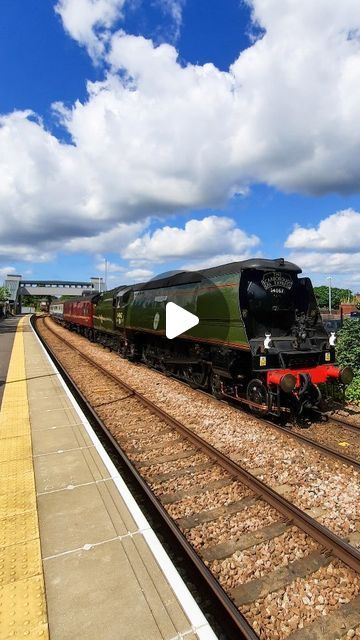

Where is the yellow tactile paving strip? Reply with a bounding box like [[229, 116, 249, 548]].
[[0, 318, 49, 640]]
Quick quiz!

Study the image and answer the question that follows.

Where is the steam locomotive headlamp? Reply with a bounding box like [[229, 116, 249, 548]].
[[280, 373, 297, 393], [340, 366, 354, 385]]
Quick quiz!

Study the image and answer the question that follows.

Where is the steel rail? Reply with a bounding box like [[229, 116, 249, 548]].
[[144, 361, 360, 470], [260, 417, 360, 470], [122, 350, 360, 470], [35, 316, 258, 640], [44, 314, 360, 469], [108, 335, 360, 471], [191, 386, 360, 470], [328, 415, 360, 435], [38, 316, 360, 576]]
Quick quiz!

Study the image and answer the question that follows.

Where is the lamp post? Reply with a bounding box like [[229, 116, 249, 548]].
[[327, 276, 332, 315]]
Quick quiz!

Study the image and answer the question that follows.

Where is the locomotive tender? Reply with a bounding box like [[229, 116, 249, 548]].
[[50, 258, 353, 417]]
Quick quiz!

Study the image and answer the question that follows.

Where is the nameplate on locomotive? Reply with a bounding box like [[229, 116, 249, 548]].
[[261, 272, 293, 293]]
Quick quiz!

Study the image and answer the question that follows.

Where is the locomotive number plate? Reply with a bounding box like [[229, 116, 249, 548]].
[[261, 272, 293, 293]]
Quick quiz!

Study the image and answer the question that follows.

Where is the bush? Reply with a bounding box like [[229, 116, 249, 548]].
[[336, 318, 360, 403]]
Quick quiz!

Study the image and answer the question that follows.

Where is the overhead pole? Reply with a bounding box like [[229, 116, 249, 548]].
[[327, 276, 332, 314]]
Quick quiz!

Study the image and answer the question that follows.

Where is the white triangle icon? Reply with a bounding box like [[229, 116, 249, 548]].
[[166, 302, 199, 339]]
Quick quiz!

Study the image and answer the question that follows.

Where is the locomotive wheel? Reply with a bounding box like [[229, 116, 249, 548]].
[[183, 365, 207, 388], [142, 346, 155, 367], [209, 372, 223, 400], [127, 342, 140, 362], [246, 379, 269, 415], [117, 342, 127, 358]]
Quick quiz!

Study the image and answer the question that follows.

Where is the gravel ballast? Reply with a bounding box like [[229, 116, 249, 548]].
[[44, 318, 360, 543], [38, 318, 360, 640]]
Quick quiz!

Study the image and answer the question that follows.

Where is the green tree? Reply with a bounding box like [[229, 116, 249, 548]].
[[22, 295, 37, 307], [337, 318, 360, 403], [0, 286, 10, 302], [313, 285, 353, 309]]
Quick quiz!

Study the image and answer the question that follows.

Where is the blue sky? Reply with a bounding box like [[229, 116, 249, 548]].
[[1, 0, 360, 290]]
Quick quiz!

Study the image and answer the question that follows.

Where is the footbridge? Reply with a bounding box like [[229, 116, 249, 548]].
[[4, 275, 105, 312]]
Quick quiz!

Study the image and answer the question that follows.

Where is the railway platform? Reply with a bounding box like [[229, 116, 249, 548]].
[[0, 315, 217, 640]]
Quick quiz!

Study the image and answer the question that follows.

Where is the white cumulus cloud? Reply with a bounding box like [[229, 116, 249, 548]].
[[55, 0, 125, 59], [157, 0, 185, 41], [286, 209, 360, 252], [2, 1, 360, 265], [285, 209, 360, 290], [125, 267, 154, 281], [122, 215, 260, 263], [66, 220, 148, 253], [286, 249, 360, 291], [287, 250, 360, 274], [55, 0, 186, 58]]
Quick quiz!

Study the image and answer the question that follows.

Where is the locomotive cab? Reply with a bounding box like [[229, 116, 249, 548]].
[[114, 287, 133, 329]]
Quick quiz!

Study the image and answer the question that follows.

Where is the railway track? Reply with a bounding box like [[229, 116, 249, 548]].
[[168, 374, 360, 471], [162, 381, 360, 471], [118, 349, 360, 471], [286, 416, 360, 469], [139, 353, 360, 471], [39, 316, 360, 531], [35, 315, 360, 640], [331, 413, 360, 434]]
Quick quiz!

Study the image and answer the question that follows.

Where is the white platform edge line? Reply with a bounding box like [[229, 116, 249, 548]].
[[30, 318, 218, 640]]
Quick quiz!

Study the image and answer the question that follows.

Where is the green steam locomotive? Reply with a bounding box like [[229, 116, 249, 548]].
[[54, 258, 353, 417]]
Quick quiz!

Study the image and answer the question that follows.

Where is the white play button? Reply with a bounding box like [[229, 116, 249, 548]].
[[166, 302, 199, 339]]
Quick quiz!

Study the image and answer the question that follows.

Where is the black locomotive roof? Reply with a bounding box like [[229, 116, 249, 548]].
[[100, 285, 129, 298], [134, 271, 201, 291], [200, 258, 302, 277], [134, 258, 301, 291]]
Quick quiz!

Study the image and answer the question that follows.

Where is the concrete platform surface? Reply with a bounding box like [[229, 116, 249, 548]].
[[0, 316, 218, 640], [0, 316, 48, 640], [0, 316, 20, 406]]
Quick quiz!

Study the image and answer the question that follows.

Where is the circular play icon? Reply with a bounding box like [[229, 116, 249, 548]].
[[165, 302, 199, 339]]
